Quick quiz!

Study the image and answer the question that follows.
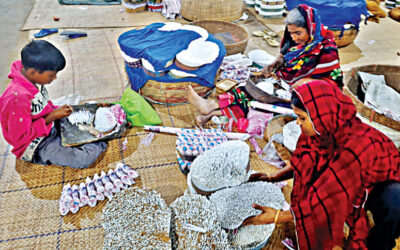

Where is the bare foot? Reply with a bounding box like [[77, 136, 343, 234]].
[[195, 110, 223, 127], [187, 85, 219, 115], [195, 115, 207, 127]]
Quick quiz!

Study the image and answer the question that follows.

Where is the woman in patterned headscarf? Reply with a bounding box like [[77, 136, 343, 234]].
[[263, 5, 343, 88], [245, 80, 400, 249]]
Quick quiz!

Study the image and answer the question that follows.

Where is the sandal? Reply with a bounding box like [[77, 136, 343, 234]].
[[252, 30, 267, 37], [263, 35, 280, 47], [33, 28, 59, 38]]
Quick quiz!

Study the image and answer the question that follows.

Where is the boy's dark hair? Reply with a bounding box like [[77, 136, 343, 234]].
[[291, 90, 306, 111], [21, 40, 66, 73]]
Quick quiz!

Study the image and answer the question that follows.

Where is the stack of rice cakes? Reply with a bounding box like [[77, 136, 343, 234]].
[[210, 182, 286, 249], [170, 194, 231, 249], [189, 140, 251, 195], [102, 188, 171, 249]]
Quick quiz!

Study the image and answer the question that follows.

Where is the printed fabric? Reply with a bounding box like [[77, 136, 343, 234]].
[[175, 128, 228, 174], [290, 80, 400, 249], [218, 87, 251, 124], [0, 60, 57, 160], [277, 5, 343, 87]]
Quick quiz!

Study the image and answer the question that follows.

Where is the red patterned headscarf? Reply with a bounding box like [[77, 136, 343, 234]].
[[290, 80, 400, 249], [277, 5, 343, 87]]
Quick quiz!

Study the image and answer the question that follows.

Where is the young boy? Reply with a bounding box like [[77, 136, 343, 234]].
[[0, 40, 107, 169]]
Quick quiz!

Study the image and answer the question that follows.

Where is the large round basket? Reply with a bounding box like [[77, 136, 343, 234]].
[[181, 0, 244, 22], [139, 80, 213, 105], [344, 64, 400, 131], [193, 20, 249, 55], [328, 26, 358, 48]]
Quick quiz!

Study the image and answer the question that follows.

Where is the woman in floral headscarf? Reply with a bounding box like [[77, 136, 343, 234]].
[[188, 4, 344, 127], [245, 80, 400, 249], [263, 5, 343, 87]]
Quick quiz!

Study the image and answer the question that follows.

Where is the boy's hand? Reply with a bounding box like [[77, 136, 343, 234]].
[[56, 105, 73, 119], [45, 105, 73, 124], [97, 103, 111, 107]]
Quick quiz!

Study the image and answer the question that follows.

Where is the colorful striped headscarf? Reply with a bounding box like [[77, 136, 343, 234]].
[[277, 5, 343, 87]]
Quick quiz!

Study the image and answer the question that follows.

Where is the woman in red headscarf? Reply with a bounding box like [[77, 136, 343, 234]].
[[263, 5, 343, 88], [245, 80, 400, 249]]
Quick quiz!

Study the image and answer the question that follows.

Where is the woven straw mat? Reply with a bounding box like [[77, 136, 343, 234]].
[[0, 101, 296, 249], [0, 25, 295, 249]]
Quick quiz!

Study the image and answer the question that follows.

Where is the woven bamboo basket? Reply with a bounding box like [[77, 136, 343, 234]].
[[328, 26, 358, 48], [258, 0, 285, 19], [193, 20, 249, 55], [140, 80, 213, 105], [264, 115, 296, 163], [344, 64, 400, 131], [123, 0, 147, 13], [147, 0, 163, 13], [181, 0, 244, 22]]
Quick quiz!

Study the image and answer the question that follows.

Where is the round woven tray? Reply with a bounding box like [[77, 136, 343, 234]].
[[344, 64, 400, 131], [328, 26, 358, 48], [264, 115, 295, 163], [181, 0, 244, 22], [140, 80, 213, 105], [193, 20, 249, 55]]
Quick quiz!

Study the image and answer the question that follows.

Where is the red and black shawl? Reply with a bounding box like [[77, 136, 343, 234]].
[[290, 80, 400, 249], [277, 5, 343, 87]]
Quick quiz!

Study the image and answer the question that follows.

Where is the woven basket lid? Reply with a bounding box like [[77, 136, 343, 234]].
[[181, 0, 245, 22]]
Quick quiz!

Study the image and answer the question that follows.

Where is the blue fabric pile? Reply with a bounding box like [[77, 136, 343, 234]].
[[118, 23, 226, 91]]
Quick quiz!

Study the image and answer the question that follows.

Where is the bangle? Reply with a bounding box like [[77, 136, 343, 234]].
[[274, 209, 281, 225]]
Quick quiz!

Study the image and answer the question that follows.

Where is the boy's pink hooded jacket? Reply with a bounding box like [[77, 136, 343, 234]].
[[0, 60, 57, 161]]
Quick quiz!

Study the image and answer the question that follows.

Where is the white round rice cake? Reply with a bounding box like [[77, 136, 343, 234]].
[[176, 39, 219, 68]]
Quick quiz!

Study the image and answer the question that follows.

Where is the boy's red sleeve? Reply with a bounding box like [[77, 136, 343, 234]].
[[47, 99, 59, 109], [5, 94, 53, 147]]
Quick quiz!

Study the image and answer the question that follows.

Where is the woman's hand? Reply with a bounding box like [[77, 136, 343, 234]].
[[249, 163, 294, 183], [262, 63, 277, 78], [242, 204, 277, 226], [262, 54, 284, 78], [45, 105, 73, 124], [249, 172, 277, 182]]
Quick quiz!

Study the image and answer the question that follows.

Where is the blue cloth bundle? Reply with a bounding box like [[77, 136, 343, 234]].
[[118, 23, 226, 91]]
